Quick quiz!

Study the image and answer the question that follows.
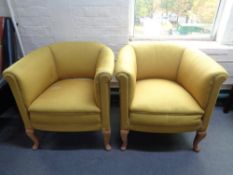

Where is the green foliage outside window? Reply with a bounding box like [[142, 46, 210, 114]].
[[134, 0, 220, 37]]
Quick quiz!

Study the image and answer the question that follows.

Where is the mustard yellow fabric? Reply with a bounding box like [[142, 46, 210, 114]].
[[30, 113, 101, 132], [49, 42, 104, 79], [4, 47, 58, 108], [177, 48, 228, 131], [130, 114, 202, 133], [29, 79, 100, 113], [3, 42, 114, 133], [115, 45, 137, 105], [131, 79, 204, 114], [3, 74, 32, 128], [116, 42, 228, 133], [93, 46, 114, 130], [132, 42, 184, 80], [129, 122, 201, 133], [177, 48, 228, 109], [115, 45, 137, 129], [94, 46, 115, 107]]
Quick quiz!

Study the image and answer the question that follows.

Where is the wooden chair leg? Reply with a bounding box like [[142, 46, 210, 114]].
[[120, 129, 129, 151], [103, 130, 111, 151], [25, 129, 39, 150], [193, 131, 206, 152]]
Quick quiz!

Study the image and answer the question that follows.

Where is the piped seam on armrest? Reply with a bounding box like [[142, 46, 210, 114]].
[[176, 49, 185, 80], [116, 72, 132, 104], [96, 72, 112, 82], [48, 46, 59, 79], [203, 73, 228, 110], [4, 72, 28, 109], [4, 73, 32, 128], [95, 72, 111, 130], [116, 72, 131, 128]]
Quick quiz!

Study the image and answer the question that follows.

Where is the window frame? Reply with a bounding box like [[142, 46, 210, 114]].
[[130, 0, 225, 41]]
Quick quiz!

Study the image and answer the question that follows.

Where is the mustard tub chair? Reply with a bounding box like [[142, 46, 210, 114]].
[[115, 42, 228, 152], [3, 42, 114, 150]]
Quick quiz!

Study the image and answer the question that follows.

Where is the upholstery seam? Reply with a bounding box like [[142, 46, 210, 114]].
[[95, 46, 104, 76], [116, 73, 130, 128], [98, 72, 104, 126], [5, 73, 28, 109], [176, 48, 185, 81], [48, 45, 59, 79], [131, 45, 137, 81], [4, 73, 32, 127], [130, 112, 203, 116], [204, 73, 226, 110], [29, 111, 100, 115]]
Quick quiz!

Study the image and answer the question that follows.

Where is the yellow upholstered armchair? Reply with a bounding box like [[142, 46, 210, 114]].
[[3, 42, 114, 150], [115, 42, 228, 152]]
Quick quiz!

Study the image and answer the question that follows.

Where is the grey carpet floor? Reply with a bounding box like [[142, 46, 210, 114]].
[[0, 105, 233, 175]]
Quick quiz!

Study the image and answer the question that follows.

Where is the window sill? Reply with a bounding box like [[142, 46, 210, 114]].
[[129, 40, 233, 51]]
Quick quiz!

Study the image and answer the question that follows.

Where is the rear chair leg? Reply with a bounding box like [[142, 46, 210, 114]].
[[25, 129, 39, 150], [120, 129, 129, 151], [193, 131, 206, 152], [103, 130, 111, 151]]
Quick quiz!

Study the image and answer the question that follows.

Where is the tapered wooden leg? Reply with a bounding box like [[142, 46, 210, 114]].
[[193, 131, 206, 152], [120, 129, 129, 151], [25, 129, 39, 150], [103, 130, 111, 151]]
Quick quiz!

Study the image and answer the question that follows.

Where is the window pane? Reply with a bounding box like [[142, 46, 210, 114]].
[[134, 0, 220, 38]]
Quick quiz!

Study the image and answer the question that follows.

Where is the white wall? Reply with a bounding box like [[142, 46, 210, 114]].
[[2, 0, 233, 56], [0, 0, 233, 87], [0, 0, 9, 16], [4, 0, 233, 53], [10, 0, 130, 54]]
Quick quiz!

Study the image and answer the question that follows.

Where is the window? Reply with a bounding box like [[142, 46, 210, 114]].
[[133, 0, 222, 40]]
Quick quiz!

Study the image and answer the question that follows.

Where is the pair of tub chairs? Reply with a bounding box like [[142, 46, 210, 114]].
[[3, 42, 228, 152]]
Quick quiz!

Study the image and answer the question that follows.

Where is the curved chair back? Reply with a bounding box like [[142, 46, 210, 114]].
[[49, 42, 105, 79], [132, 42, 185, 81]]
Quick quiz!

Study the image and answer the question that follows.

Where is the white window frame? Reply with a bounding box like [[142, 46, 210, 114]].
[[129, 0, 226, 41]]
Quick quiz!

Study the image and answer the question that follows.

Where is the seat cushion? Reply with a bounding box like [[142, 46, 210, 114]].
[[29, 79, 100, 113], [29, 79, 101, 131], [129, 79, 204, 132], [130, 79, 204, 114]]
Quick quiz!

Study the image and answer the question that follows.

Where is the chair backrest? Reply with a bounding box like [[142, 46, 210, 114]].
[[131, 42, 185, 81], [49, 42, 104, 79]]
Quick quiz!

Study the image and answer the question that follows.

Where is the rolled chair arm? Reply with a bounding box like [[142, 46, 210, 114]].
[[94, 46, 114, 130], [115, 45, 137, 129], [95, 47, 114, 81], [3, 72, 32, 129], [177, 48, 228, 131], [3, 47, 58, 129]]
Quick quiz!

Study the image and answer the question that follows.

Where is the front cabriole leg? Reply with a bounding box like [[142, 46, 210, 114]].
[[120, 129, 129, 151], [25, 128, 39, 150], [193, 131, 206, 152], [103, 130, 111, 151]]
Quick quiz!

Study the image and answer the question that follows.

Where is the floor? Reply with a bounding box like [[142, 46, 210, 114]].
[[0, 105, 233, 175]]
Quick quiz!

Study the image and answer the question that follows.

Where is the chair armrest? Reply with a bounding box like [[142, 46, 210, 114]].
[[94, 47, 114, 83], [115, 45, 137, 129], [177, 48, 228, 131], [94, 46, 114, 130], [3, 47, 57, 128]]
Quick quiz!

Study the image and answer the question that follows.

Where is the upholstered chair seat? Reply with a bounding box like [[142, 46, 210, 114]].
[[116, 42, 228, 152], [28, 79, 101, 131], [3, 42, 114, 150], [130, 79, 204, 132]]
